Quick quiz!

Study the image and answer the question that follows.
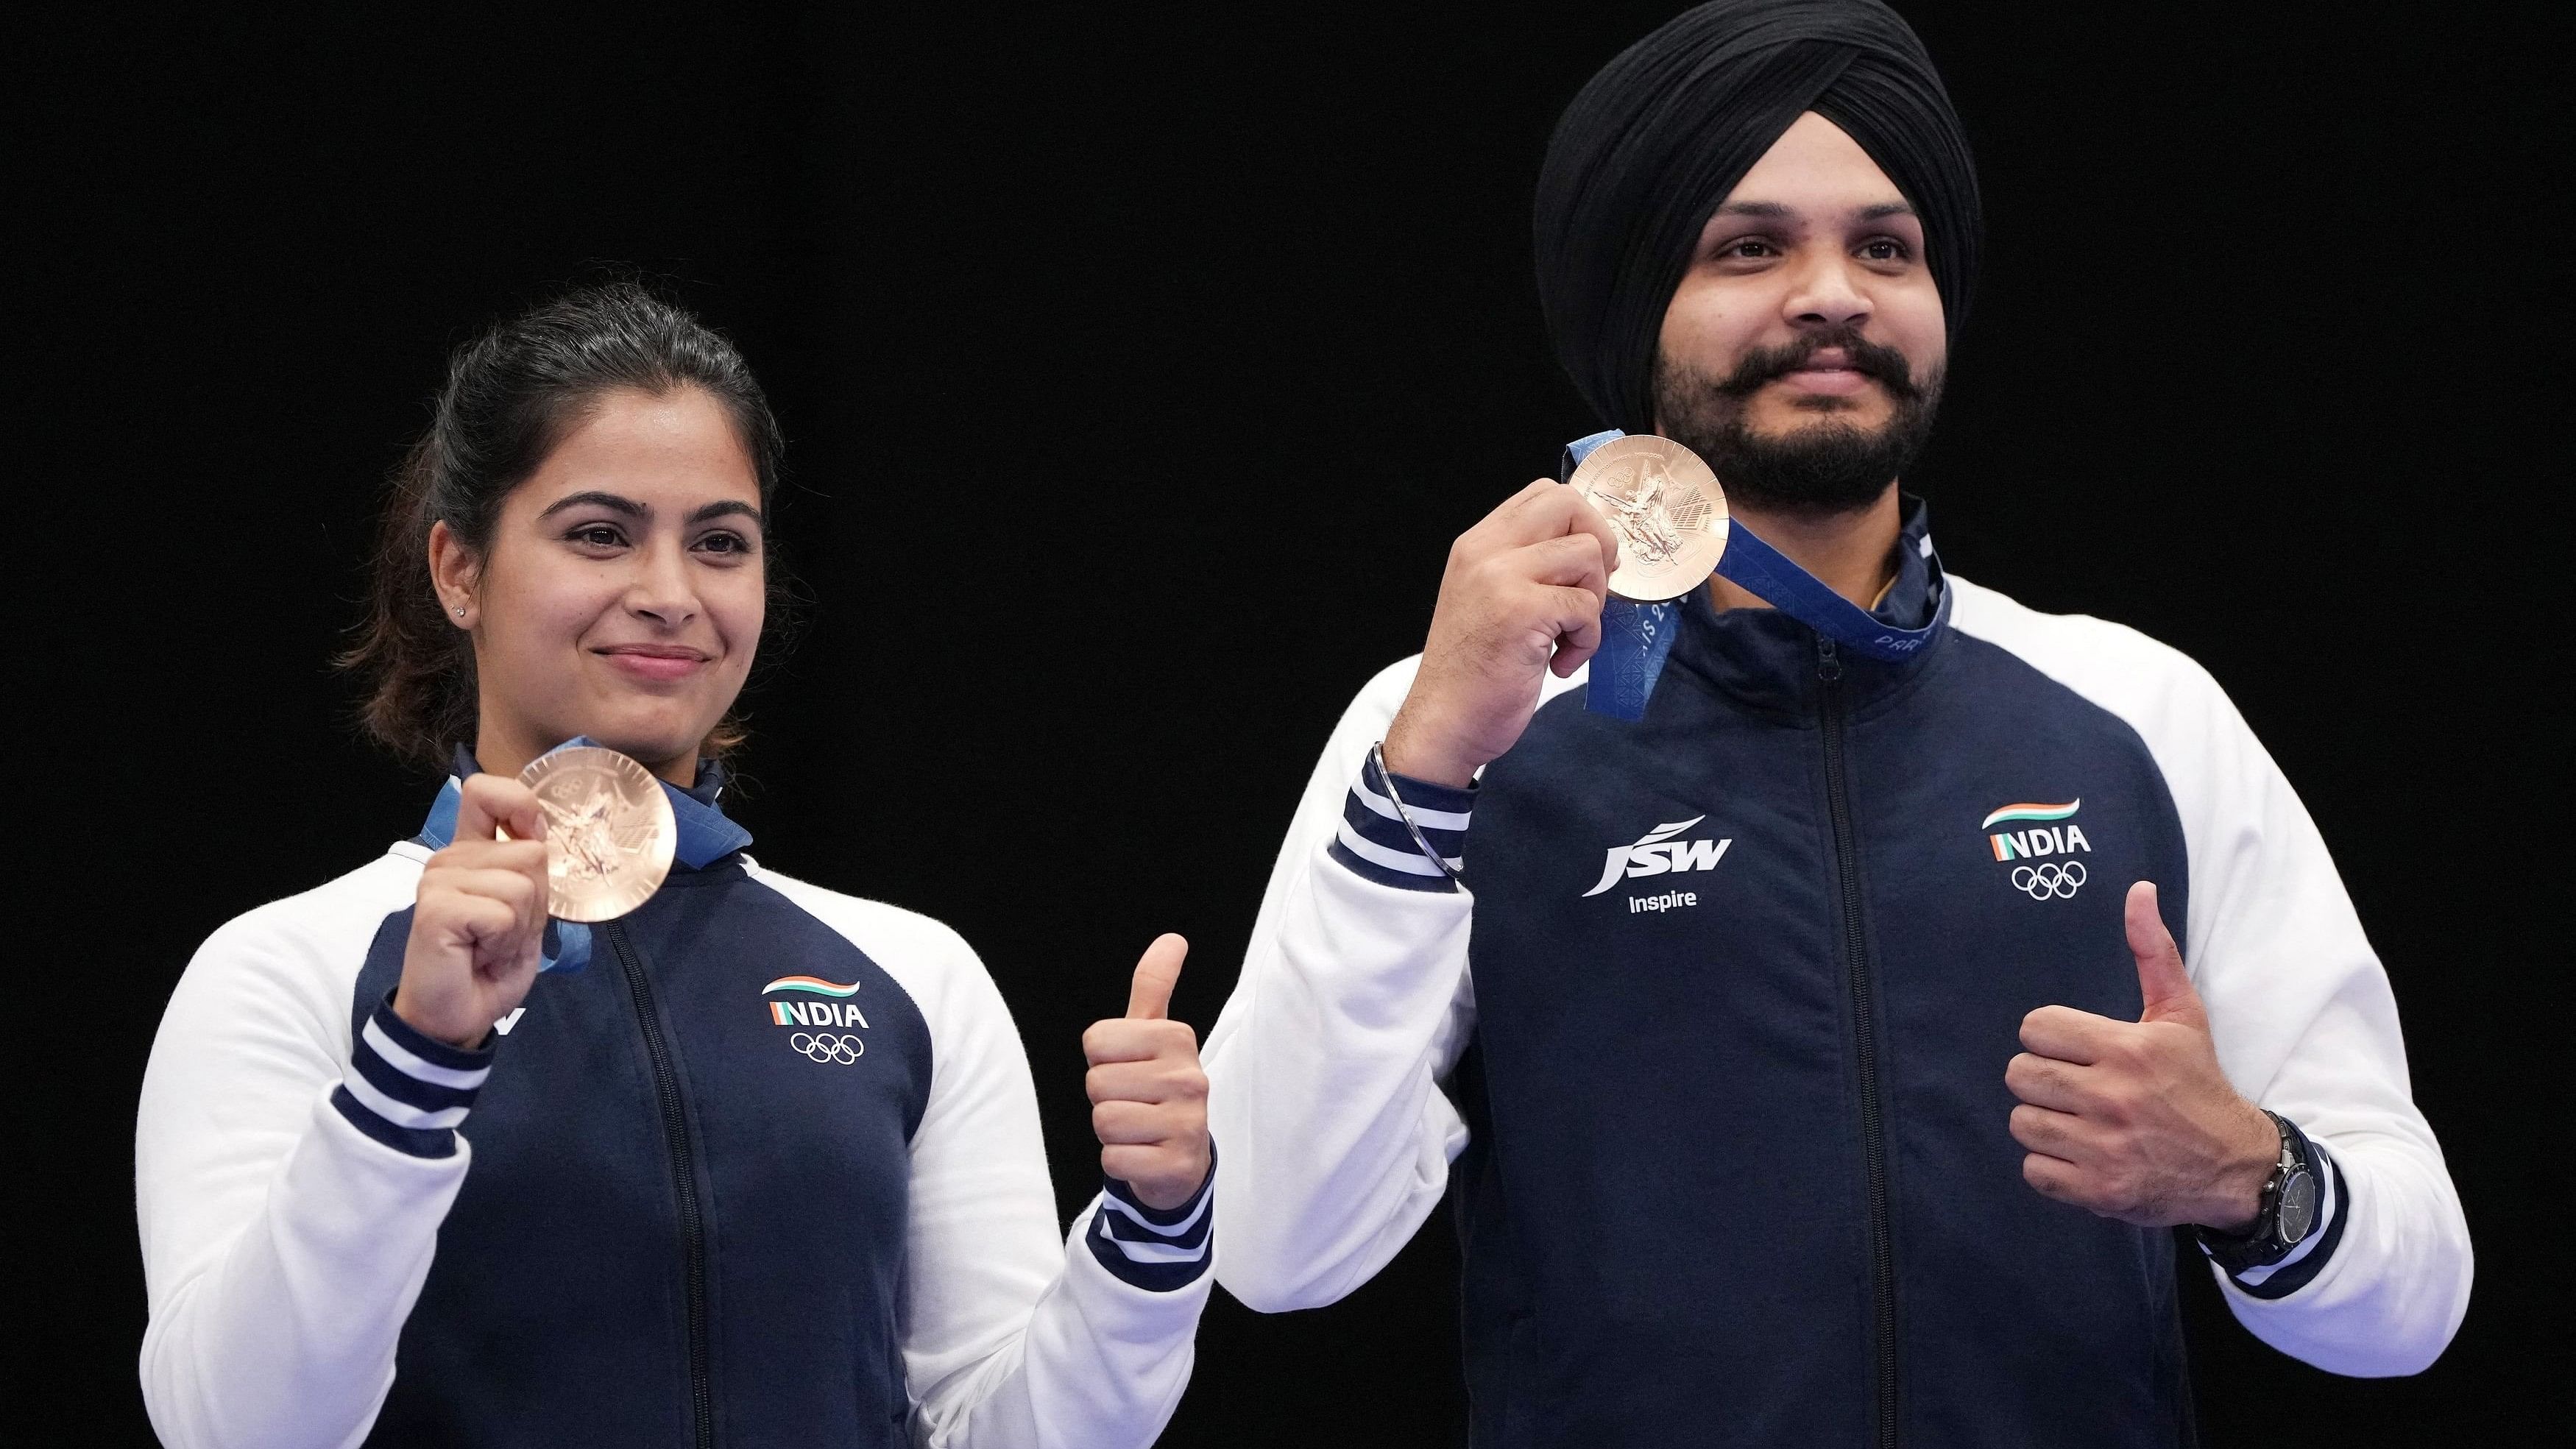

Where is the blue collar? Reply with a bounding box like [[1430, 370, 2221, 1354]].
[[417, 740, 753, 868], [1564, 429, 1950, 720]]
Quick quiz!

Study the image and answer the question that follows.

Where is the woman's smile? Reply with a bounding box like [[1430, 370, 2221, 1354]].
[[593, 641, 714, 684]]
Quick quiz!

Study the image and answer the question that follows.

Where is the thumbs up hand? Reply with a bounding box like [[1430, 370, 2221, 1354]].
[[1082, 934, 1213, 1211], [2004, 882, 2281, 1230]]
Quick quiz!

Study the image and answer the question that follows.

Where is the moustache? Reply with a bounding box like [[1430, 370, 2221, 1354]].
[[1714, 328, 1922, 401]]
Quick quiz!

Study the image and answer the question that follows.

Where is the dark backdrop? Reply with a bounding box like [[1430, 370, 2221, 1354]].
[[12, 3, 2559, 1442]]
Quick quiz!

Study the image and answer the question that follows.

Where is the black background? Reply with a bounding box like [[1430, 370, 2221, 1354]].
[[11, 3, 2561, 1442]]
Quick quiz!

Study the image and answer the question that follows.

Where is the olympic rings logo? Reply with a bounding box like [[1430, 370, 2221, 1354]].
[[790, 1032, 866, 1065], [2011, 861, 2087, 900]]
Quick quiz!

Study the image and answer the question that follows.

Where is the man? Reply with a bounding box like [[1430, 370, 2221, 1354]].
[[1201, 2, 2471, 1444]]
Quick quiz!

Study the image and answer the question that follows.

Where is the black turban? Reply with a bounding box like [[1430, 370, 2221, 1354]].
[[1534, 0, 1981, 433]]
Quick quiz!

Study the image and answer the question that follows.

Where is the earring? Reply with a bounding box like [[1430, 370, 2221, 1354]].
[[454, 606, 467, 617]]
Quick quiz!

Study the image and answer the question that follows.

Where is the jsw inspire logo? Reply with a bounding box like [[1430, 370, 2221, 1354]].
[[1583, 815, 1733, 898]]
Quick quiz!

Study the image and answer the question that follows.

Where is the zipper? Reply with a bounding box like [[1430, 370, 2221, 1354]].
[[605, 918, 716, 1449], [1816, 637, 1899, 1448]]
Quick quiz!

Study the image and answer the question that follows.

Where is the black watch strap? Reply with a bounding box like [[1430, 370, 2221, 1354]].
[[2198, 1111, 2318, 1275]]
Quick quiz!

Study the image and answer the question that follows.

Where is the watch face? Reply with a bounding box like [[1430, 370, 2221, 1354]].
[[2277, 1169, 2319, 1246]]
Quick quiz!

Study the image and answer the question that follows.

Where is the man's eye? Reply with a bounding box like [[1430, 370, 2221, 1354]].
[[1722, 238, 1777, 260], [1859, 238, 1908, 262]]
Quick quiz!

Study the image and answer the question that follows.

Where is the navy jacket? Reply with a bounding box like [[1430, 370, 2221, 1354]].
[[1453, 506, 2194, 1445], [1208, 497, 2463, 1447], [138, 755, 1214, 1449], [350, 848, 937, 1444]]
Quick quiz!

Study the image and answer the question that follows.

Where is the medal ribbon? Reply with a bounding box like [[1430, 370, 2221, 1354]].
[[1563, 429, 1945, 720], [417, 737, 752, 974]]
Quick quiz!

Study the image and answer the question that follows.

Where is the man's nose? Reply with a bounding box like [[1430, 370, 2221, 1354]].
[[1782, 252, 1872, 331]]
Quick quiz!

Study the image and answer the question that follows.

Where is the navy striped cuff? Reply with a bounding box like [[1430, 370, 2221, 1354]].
[[1326, 753, 1475, 893], [2210, 1125, 2348, 1300], [329, 991, 495, 1160], [2205, 1116, 2349, 1297], [1086, 1148, 1214, 1293]]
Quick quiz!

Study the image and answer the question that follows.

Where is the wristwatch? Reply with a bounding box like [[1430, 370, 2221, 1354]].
[[2198, 1110, 2319, 1273]]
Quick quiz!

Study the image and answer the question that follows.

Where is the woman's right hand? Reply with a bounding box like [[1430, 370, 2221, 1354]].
[[393, 773, 553, 1049]]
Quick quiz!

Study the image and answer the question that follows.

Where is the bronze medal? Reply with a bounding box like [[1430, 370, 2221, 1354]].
[[1567, 435, 1730, 602], [514, 745, 676, 923]]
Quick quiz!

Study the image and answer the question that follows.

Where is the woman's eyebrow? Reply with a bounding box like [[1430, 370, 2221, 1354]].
[[687, 500, 763, 526], [533, 492, 762, 527], [537, 490, 647, 520]]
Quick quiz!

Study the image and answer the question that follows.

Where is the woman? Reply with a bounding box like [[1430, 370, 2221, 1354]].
[[135, 284, 1215, 1448]]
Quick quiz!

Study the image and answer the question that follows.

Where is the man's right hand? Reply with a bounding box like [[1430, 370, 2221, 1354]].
[[1382, 479, 1620, 787], [393, 773, 553, 1049]]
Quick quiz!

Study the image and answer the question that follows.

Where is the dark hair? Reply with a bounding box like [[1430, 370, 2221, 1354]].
[[341, 281, 788, 772]]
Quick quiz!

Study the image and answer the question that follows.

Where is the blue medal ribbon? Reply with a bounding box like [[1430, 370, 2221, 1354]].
[[416, 737, 752, 974], [1563, 429, 1944, 720]]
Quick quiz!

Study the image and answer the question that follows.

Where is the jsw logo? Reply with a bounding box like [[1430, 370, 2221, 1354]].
[[1583, 815, 1733, 898]]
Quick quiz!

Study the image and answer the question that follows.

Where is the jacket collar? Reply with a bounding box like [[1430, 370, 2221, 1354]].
[[1663, 495, 1949, 718]]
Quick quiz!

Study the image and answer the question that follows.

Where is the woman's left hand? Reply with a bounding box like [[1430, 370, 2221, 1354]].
[[1081, 934, 1212, 1210]]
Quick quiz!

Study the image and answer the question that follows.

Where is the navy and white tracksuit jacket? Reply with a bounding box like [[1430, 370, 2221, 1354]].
[[1205, 502, 2470, 1447], [137, 757, 1211, 1449]]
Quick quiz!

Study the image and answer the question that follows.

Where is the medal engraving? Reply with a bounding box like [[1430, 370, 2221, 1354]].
[[1568, 436, 1730, 602], [515, 745, 676, 922]]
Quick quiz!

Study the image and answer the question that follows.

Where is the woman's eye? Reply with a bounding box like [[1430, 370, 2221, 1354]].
[[1859, 238, 1908, 262], [568, 524, 626, 548], [1722, 238, 1777, 260], [695, 531, 754, 557]]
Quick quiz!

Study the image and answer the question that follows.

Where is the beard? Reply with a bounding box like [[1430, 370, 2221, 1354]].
[[1652, 325, 1944, 517]]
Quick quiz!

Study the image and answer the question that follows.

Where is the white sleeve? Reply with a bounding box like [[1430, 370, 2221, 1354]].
[[136, 865, 491, 1449], [764, 893, 1209, 1449], [2154, 651, 2472, 1373], [1203, 658, 1565, 1312], [1950, 578, 2473, 1375]]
